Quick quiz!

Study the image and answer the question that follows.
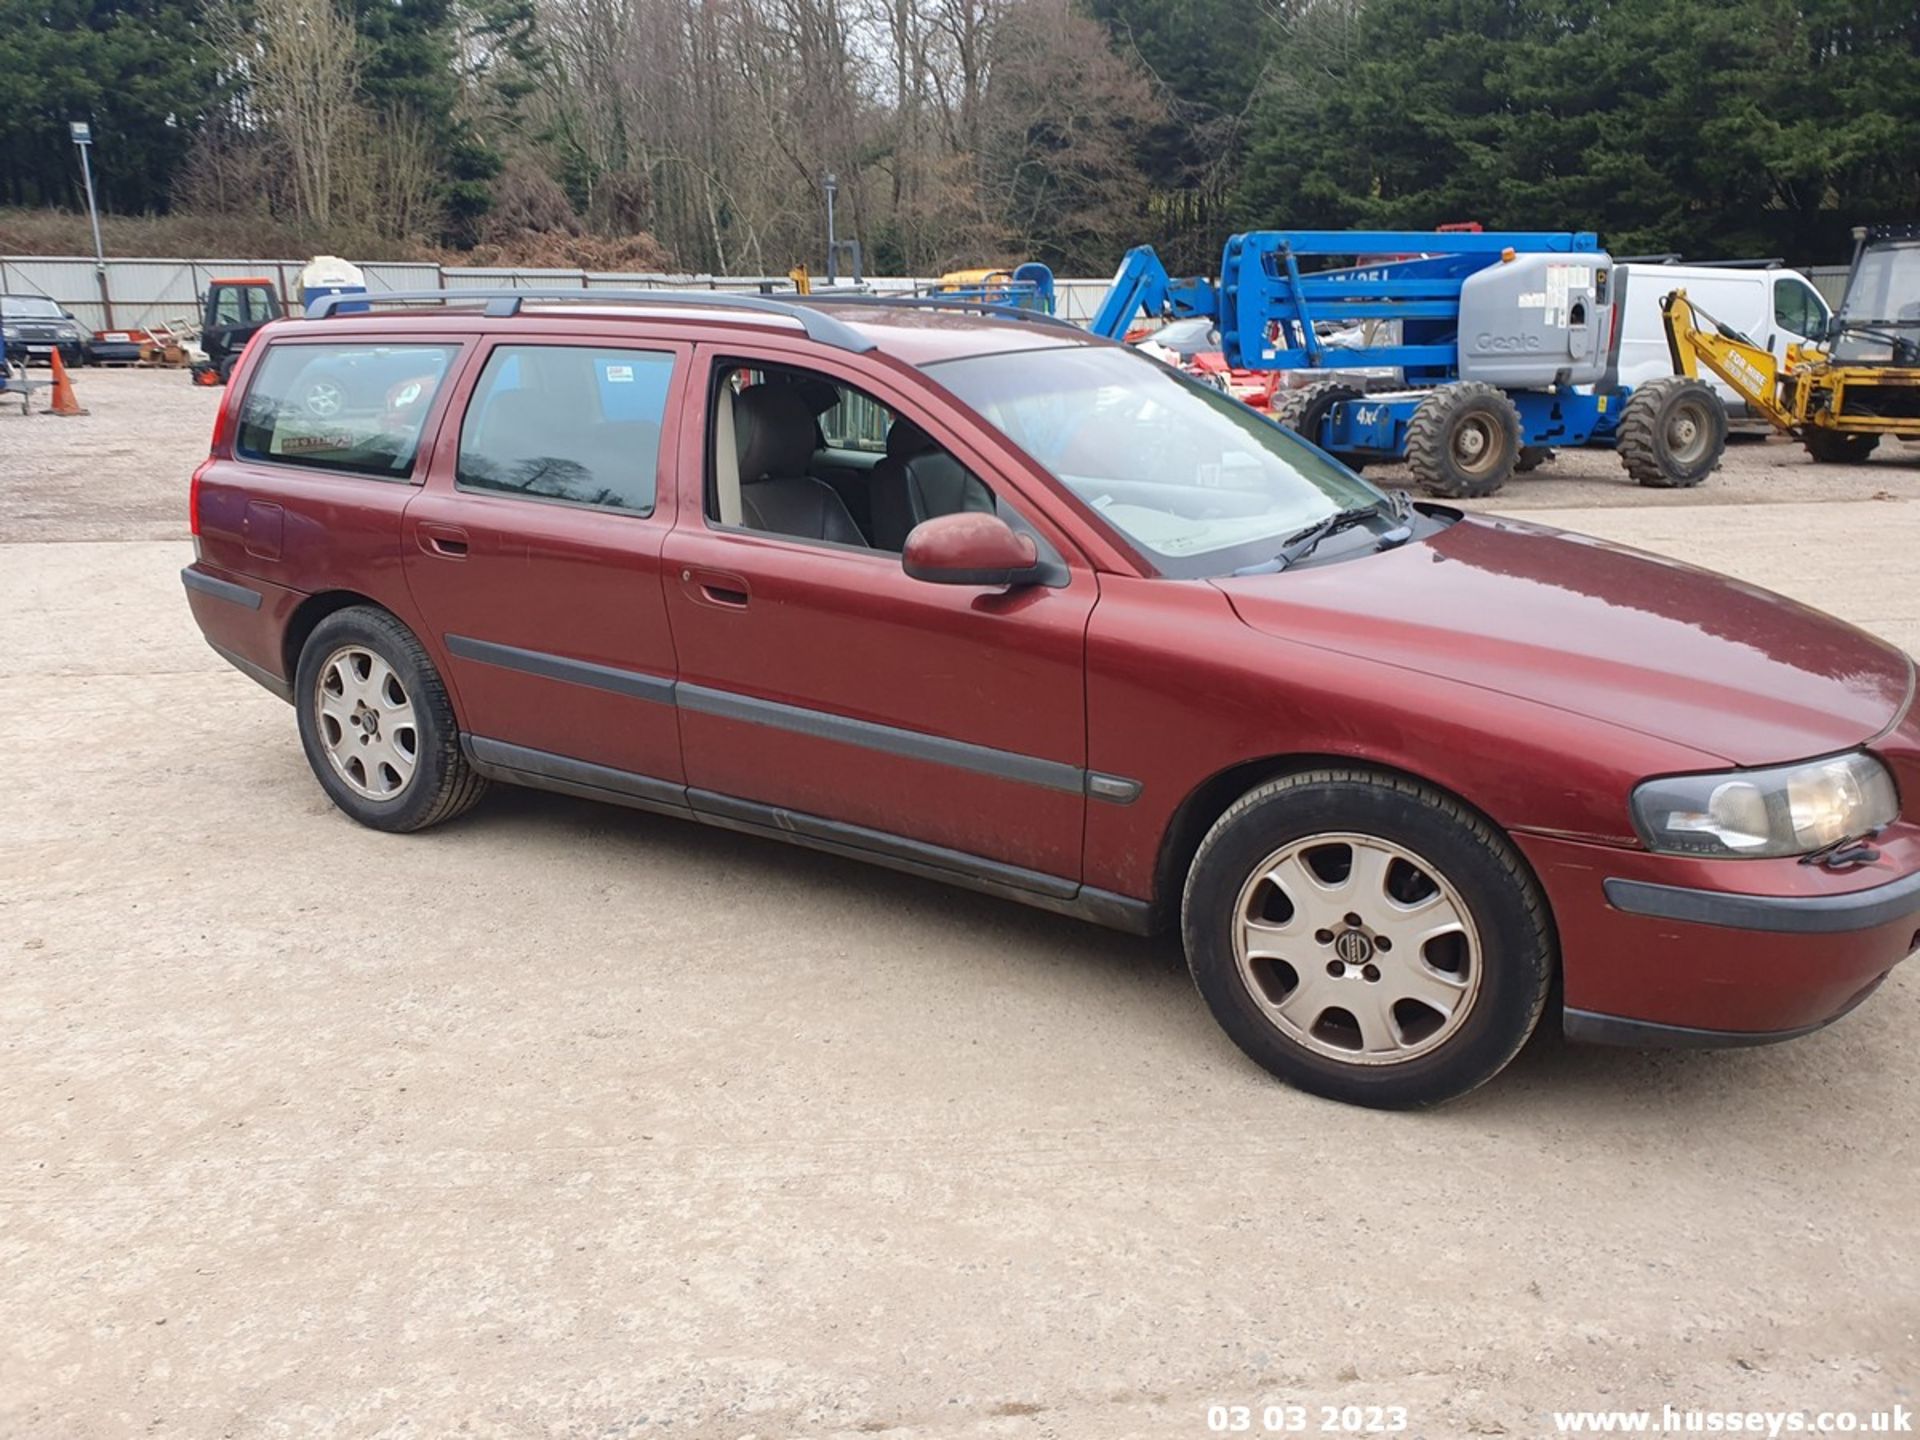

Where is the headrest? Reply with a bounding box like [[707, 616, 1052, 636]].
[[885, 417, 936, 459], [794, 378, 841, 416], [475, 388, 556, 451], [735, 384, 818, 482]]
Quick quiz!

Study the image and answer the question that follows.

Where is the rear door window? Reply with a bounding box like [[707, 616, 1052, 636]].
[[236, 341, 458, 478], [456, 344, 674, 514]]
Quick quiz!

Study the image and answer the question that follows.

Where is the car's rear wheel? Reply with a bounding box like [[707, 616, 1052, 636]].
[[1181, 769, 1553, 1108], [294, 606, 487, 832]]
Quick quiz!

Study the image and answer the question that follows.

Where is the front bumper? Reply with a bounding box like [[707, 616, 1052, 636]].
[[18, 340, 85, 364], [1516, 829, 1920, 1043]]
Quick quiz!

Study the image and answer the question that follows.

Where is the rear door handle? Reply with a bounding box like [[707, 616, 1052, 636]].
[[683, 567, 750, 609], [417, 522, 469, 559]]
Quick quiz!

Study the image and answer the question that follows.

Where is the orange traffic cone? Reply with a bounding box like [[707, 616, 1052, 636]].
[[46, 349, 88, 416]]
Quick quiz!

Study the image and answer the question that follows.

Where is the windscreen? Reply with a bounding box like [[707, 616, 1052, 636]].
[[1, 297, 62, 318], [1833, 241, 1920, 364], [930, 343, 1383, 577]]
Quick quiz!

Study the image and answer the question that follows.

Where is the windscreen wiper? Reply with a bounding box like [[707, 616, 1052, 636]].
[[1233, 504, 1409, 576]]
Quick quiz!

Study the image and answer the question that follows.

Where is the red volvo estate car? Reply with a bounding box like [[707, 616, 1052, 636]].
[[181, 290, 1920, 1107]]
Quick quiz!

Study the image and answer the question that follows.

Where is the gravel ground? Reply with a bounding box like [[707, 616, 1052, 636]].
[[2, 368, 1917, 1438]]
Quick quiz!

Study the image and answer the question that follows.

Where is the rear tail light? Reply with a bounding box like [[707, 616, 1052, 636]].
[[208, 381, 238, 455], [189, 462, 207, 537], [194, 365, 244, 543]]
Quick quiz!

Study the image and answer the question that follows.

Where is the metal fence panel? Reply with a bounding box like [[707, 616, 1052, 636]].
[[1806, 265, 1850, 309], [0, 256, 113, 330], [359, 262, 440, 294], [5, 253, 1121, 333]]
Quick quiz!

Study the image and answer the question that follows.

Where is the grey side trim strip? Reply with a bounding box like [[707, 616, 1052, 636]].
[[1565, 974, 1888, 1050], [181, 566, 262, 611], [456, 735, 1154, 935], [207, 639, 294, 703], [444, 637, 1141, 803], [1604, 871, 1920, 935], [679, 682, 1087, 795], [689, 787, 1078, 899], [445, 635, 676, 705]]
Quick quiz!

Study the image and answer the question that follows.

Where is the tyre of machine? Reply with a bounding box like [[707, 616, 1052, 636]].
[[1272, 380, 1368, 470], [1615, 376, 1727, 487], [1404, 382, 1523, 498], [1803, 429, 1880, 464]]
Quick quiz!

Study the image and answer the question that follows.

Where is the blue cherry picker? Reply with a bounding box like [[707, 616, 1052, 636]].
[[1090, 229, 1725, 497]]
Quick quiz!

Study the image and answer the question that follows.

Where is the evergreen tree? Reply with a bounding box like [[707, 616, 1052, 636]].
[[1236, 0, 1920, 264], [0, 0, 226, 213]]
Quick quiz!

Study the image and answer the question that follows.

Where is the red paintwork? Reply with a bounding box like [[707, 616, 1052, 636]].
[[901, 511, 1038, 577], [185, 303, 1920, 1040], [1218, 514, 1913, 768]]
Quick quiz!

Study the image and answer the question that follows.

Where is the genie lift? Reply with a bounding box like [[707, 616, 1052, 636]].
[[1092, 231, 1724, 495]]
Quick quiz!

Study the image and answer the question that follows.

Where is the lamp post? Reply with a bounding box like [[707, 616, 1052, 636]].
[[69, 121, 113, 327], [824, 172, 839, 284]]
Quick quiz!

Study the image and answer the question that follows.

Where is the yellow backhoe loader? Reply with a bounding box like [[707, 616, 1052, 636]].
[[1661, 224, 1920, 463]]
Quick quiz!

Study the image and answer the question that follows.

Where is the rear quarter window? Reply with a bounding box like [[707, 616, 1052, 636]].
[[236, 342, 458, 479]]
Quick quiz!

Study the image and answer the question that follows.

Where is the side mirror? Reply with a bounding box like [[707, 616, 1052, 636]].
[[902, 512, 1061, 588]]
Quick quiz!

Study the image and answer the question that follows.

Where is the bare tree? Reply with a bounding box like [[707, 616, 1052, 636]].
[[225, 0, 363, 229]]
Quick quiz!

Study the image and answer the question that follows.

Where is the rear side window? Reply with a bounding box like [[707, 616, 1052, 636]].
[[236, 342, 456, 479], [456, 344, 673, 514]]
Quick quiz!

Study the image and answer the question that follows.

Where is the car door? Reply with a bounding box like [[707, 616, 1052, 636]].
[[402, 330, 691, 790], [659, 340, 1098, 885]]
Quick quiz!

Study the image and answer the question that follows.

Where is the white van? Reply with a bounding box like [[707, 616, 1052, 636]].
[[1607, 262, 1831, 423]]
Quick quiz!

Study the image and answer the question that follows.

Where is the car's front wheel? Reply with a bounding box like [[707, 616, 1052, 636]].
[[294, 606, 487, 832], [1181, 768, 1553, 1108]]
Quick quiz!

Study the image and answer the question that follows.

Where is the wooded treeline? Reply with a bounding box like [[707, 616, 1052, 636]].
[[0, 0, 1915, 272]]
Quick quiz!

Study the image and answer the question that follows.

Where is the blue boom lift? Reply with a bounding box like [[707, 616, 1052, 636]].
[[1091, 230, 1726, 496]]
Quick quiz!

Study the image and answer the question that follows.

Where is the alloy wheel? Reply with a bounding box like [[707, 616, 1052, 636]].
[[1232, 832, 1483, 1065], [315, 645, 418, 800]]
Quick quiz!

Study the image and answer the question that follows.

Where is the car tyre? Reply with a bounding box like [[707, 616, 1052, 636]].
[[294, 606, 487, 832], [1181, 768, 1554, 1108]]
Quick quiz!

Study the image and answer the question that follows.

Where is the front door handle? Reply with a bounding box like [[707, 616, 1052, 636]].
[[417, 522, 469, 559]]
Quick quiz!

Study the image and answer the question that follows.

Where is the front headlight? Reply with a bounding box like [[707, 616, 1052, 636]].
[[1631, 752, 1899, 858]]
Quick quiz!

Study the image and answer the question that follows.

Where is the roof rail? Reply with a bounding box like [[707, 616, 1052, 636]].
[[803, 293, 1083, 332], [304, 287, 877, 353]]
